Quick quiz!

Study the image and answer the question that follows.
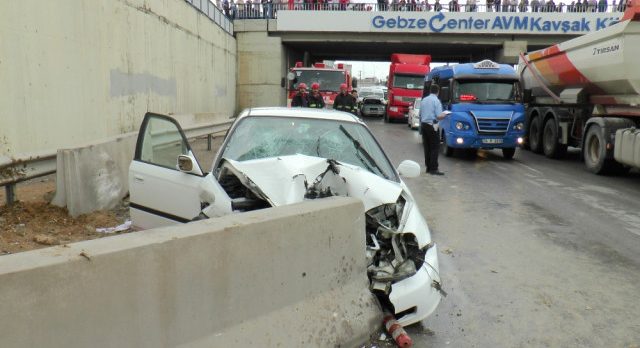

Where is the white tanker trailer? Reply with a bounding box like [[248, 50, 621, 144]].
[[518, 0, 640, 174]]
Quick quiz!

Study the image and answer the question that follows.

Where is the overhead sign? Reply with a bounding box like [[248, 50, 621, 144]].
[[371, 12, 620, 33], [276, 11, 622, 35]]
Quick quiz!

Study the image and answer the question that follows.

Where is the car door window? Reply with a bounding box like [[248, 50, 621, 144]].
[[136, 114, 192, 170]]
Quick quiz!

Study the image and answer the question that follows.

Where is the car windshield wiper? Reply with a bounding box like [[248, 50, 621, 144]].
[[338, 125, 390, 180]]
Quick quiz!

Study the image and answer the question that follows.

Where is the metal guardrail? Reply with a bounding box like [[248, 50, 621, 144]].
[[0, 120, 233, 206], [185, 0, 235, 35]]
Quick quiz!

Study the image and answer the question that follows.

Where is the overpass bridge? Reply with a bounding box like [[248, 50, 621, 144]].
[[234, 5, 623, 109]]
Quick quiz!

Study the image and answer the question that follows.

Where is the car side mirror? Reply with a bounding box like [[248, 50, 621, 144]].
[[177, 155, 202, 176], [281, 77, 286, 88], [352, 79, 358, 88], [397, 160, 421, 178]]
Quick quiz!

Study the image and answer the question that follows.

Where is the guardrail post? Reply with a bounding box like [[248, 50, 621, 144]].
[[207, 134, 212, 150], [5, 184, 15, 206]]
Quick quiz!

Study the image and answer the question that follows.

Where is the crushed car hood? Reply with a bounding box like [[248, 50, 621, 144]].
[[219, 154, 402, 211]]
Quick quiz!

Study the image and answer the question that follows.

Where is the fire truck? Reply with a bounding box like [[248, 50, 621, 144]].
[[286, 62, 354, 108]]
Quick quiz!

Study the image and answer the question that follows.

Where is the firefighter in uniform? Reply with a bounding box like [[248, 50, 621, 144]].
[[307, 83, 325, 109], [333, 83, 357, 115], [291, 83, 309, 107]]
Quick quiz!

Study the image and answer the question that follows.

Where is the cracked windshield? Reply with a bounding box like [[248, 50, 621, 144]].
[[220, 116, 396, 180]]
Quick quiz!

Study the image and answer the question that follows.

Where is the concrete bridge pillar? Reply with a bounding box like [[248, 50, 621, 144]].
[[236, 20, 287, 110], [497, 40, 528, 64]]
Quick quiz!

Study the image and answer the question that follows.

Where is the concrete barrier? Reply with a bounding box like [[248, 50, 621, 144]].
[[51, 113, 231, 217], [0, 197, 382, 347]]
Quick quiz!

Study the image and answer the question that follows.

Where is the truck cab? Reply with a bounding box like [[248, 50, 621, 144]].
[[426, 60, 526, 159], [386, 54, 431, 122], [286, 62, 353, 108]]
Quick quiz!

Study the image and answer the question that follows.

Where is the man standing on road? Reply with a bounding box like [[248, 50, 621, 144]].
[[333, 83, 356, 114], [291, 83, 309, 107], [420, 84, 447, 175], [308, 83, 325, 108]]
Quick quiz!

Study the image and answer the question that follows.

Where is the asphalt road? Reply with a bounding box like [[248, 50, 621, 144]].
[[364, 117, 640, 348]]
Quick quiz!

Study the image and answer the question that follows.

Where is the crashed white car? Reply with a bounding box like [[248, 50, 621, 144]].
[[129, 108, 442, 326]]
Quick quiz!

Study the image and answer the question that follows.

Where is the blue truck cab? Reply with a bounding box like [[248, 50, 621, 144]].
[[424, 60, 525, 159]]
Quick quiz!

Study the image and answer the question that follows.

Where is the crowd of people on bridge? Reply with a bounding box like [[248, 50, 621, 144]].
[[216, 0, 629, 18]]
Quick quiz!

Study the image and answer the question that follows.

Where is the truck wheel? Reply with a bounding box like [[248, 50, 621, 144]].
[[441, 133, 454, 157], [528, 116, 543, 154], [583, 125, 620, 175], [543, 118, 567, 159], [502, 148, 516, 160], [384, 112, 389, 123]]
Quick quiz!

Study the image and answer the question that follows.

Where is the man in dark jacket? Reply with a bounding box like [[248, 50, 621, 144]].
[[333, 83, 356, 114], [308, 83, 325, 108], [291, 83, 309, 107]]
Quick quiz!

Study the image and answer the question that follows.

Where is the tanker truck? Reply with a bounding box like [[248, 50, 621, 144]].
[[518, 0, 640, 174]]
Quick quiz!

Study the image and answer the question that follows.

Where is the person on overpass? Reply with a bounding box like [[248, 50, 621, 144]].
[[308, 83, 326, 109], [420, 84, 448, 176], [291, 83, 309, 107], [333, 83, 356, 114]]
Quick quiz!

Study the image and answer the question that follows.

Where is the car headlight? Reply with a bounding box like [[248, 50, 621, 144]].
[[513, 122, 524, 131], [455, 121, 470, 130]]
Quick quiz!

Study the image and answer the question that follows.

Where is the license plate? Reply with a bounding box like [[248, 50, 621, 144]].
[[482, 138, 503, 144]]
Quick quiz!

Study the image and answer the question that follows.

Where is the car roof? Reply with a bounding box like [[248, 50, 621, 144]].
[[237, 107, 363, 124]]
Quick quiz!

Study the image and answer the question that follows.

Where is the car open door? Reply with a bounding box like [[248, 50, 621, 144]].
[[129, 113, 209, 230]]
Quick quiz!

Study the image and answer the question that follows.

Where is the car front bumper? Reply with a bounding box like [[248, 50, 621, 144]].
[[389, 244, 442, 326]]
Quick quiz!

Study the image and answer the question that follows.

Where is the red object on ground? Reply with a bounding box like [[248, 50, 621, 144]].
[[383, 313, 413, 348]]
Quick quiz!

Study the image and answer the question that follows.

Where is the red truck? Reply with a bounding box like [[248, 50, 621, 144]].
[[385, 54, 432, 123], [286, 62, 353, 108]]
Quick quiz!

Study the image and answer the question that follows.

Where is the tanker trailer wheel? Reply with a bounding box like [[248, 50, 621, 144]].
[[528, 116, 543, 154], [502, 148, 516, 160], [542, 118, 567, 159], [584, 125, 628, 175]]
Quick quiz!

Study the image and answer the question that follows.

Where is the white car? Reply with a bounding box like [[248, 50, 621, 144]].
[[129, 108, 442, 326], [408, 99, 421, 130]]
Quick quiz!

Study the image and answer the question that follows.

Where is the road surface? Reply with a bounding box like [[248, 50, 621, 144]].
[[366, 117, 640, 348]]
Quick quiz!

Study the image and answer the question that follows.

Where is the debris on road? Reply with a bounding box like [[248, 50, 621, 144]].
[[33, 234, 59, 246], [383, 312, 413, 347], [96, 220, 132, 234]]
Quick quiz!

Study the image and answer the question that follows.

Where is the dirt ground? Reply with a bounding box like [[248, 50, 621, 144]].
[[0, 136, 221, 256], [0, 175, 129, 255]]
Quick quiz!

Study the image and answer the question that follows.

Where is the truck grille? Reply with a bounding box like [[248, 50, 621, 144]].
[[475, 118, 510, 135]]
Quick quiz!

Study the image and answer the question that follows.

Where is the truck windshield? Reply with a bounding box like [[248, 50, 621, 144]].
[[292, 70, 346, 92], [453, 79, 521, 103], [392, 74, 424, 90]]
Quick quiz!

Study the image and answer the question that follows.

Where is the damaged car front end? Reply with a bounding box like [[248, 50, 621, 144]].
[[129, 108, 443, 326]]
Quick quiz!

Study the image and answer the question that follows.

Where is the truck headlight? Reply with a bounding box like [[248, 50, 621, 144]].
[[455, 121, 470, 130], [513, 122, 524, 131], [389, 107, 398, 112]]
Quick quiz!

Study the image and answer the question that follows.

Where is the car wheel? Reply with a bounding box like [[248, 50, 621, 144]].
[[502, 147, 516, 160], [441, 132, 454, 157], [529, 116, 543, 154], [542, 118, 567, 159]]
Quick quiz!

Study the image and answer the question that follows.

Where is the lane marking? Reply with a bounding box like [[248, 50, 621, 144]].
[[517, 163, 543, 175]]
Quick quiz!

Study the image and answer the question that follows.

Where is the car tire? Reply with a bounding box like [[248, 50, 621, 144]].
[[502, 147, 516, 160], [441, 132, 454, 157], [542, 118, 567, 159], [529, 116, 543, 154]]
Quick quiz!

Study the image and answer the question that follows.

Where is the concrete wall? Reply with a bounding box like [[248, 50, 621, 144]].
[[0, 197, 381, 347], [236, 20, 287, 110], [0, 0, 236, 156]]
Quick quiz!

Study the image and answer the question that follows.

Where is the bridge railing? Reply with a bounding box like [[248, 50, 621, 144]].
[[185, 0, 234, 35], [229, 2, 625, 19]]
